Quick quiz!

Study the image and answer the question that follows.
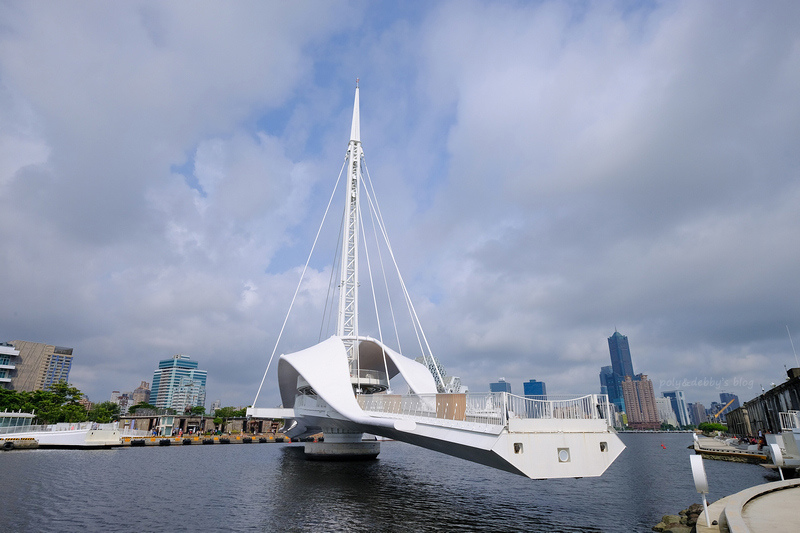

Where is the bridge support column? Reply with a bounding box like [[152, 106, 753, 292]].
[[304, 431, 379, 460]]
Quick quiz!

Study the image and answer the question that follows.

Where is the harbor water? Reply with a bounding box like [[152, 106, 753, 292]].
[[1, 433, 776, 532]]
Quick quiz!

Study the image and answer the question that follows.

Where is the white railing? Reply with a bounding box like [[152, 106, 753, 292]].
[[357, 392, 613, 428], [780, 411, 800, 431], [0, 421, 123, 435]]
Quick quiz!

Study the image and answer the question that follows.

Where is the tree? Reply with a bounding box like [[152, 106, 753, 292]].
[[190, 406, 205, 415], [128, 402, 156, 414], [88, 401, 120, 423], [698, 422, 728, 434]]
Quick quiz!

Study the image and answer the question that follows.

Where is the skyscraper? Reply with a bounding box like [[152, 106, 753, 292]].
[[489, 378, 512, 393], [621, 374, 660, 430], [663, 390, 690, 427], [719, 392, 740, 416], [151, 355, 207, 412], [600, 365, 625, 412], [3, 340, 74, 392], [608, 331, 635, 378], [523, 379, 546, 397]]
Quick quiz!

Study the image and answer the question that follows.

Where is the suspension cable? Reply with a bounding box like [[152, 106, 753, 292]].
[[252, 158, 348, 407]]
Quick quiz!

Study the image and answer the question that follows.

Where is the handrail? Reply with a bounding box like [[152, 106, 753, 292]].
[[353, 392, 613, 428]]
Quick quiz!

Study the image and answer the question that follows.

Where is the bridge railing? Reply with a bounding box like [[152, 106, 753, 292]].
[[358, 392, 613, 427]]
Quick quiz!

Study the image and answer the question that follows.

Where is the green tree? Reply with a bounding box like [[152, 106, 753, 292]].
[[128, 402, 156, 414], [190, 405, 205, 415], [88, 401, 120, 423], [698, 422, 728, 433]]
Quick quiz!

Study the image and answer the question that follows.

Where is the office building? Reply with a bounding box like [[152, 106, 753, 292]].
[[718, 392, 740, 420], [151, 355, 207, 412], [608, 330, 635, 379], [621, 374, 660, 430], [600, 365, 625, 412], [489, 378, 512, 394], [0, 343, 20, 389], [523, 379, 546, 397], [690, 402, 708, 426], [655, 397, 679, 427], [132, 381, 151, 405], [110, 391, 132, 415], [1, 340, 73, 391], [663, 390, 691, 427]]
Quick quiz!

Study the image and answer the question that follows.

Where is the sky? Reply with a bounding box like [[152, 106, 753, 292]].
[[1, 1, 799, 411]]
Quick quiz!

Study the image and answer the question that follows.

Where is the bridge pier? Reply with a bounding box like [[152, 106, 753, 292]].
[[304, 431, 379, 460]]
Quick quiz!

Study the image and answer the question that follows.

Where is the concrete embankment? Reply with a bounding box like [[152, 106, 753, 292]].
[[0, 437, 39, 450]]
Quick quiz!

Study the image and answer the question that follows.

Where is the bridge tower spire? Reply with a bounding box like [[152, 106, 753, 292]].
[[337, 82, 362, 365]]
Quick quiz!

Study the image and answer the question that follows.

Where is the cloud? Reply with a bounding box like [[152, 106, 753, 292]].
[[1, 1, 799, 411]]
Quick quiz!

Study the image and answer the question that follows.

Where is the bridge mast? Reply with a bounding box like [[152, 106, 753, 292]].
[[338, 82, 362, 366]]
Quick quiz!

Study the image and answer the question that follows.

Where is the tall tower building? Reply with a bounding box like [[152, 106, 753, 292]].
[[663, 390, 690, 427], [608, 331, 635, 378], [621, 374, 660, 430], [719, 392, 740, 418], [3, 340, 73, 391], [489, 378, 512, 394], [151, 355, 207, 412]]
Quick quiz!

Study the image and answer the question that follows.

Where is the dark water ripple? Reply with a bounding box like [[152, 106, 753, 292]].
[[0, 433, 776, 532]]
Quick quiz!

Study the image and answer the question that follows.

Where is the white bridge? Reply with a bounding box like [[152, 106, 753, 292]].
[[247, 84, 624, 479]]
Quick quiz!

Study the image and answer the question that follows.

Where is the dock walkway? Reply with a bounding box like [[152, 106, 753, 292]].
[[696, 479, 800, 533], [693, 436, 767, 464]]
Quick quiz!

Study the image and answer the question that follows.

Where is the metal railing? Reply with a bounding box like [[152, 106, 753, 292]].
[[357, 392, 613, 428], [779, 410, 800, 431]]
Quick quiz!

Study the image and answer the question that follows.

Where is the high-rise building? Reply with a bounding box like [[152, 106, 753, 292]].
[[690, 402, 708, 426], [621, 374, 660, 430], [132, 381, 151, 405], [151, 355, 207, 412], [2, 340, 73, 391], [655, 397, 679, 427], [663, 390, 691, 427], [608, 330, 635, 379], [110, 391, 132, 415], [523, 379, 546, 397], [718, 392, 740, 421], [600, 365, 625, 412], [489, 378, 512, 394], [0, 342, 20, 389]]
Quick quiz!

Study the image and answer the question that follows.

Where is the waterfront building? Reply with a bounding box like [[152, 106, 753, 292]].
[[489, 378, 512, 394], [662, 390, 691, 427], [621, 374, 660, 430], [690, 402, 708, 425], [132, 381, 151, 405], [1, 340, 73, 392], [726, 367, 800, 437], [523, 379, 546, 397], [150, 355, 207, 412], [655, 396, 679, 427]]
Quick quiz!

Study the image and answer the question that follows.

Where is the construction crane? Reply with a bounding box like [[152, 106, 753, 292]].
[[713, 398, 736, 420]]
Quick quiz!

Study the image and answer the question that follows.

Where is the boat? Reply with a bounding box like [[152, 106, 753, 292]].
[[247, 84, 625, 479], [1, 410, 139, 448]]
